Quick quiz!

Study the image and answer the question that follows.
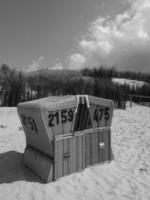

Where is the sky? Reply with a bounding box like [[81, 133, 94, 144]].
[[0, 0, 150, 72]]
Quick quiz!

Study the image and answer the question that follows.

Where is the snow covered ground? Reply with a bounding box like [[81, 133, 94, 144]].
[[0, 105, 150, 200], [112, 78, 148, 88]]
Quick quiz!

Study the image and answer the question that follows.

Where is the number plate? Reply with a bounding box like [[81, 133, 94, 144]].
[[93, 106, 110, 127], [48, 109, 74, 127], [21, 114, 38, 133]]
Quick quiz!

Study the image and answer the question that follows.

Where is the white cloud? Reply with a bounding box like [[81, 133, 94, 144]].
[[50, 58, 64, 70], [71, 0, 150, 72], [69, 53, 86, 70], [27, 56, 45, 72]]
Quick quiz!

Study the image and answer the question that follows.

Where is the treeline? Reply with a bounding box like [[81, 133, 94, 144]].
[[82, 66, 150, 83], [0, 65, 25, 106], [0, 64, 150, 107]]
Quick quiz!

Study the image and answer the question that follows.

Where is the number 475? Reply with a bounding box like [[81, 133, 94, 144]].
[[94, 107, 109, 122]]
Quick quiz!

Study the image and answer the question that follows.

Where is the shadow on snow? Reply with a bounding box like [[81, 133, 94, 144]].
[[0, 151, 43, 184]]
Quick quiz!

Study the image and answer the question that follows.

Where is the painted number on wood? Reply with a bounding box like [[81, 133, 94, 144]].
[[21, 114, 38, 133], [94, 107, 109, 122], [48, 109, 74, 127]]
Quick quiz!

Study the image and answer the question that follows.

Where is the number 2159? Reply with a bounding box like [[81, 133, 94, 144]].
[[48, 109, 74, 127]]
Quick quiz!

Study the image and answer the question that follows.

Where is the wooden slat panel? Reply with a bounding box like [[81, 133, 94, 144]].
[[85, 133, 91, 167], [63, 139, 68, 176], [101, 132, 104, 163], [80, 135, 84, 170], [82, 134, 85, 169], [104, 131, 109, 161], [70, 136, 76, 173], [55, 140, 58, 179], [76, 136, 82, 171], [103, 131, 107, 162], [92, 132, 99, 165], [90, 132, 93, 165], [108, 131, 111, 160], [66, 138, 70, 175], [67, 138, 70, 175], [96, 132, 99, 164], [98, 131, 100, 163], [54, 140, 58, 180], [89, 133, 93, 165], [107, 130, 111, 161], [57, 140, 63, 178], [57, 140, 60, 178], [76, 136, 79, 171], [98, 131, 104, 163]]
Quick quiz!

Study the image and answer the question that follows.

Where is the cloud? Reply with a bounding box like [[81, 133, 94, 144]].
[[27, 56, 45, 72], [69, 53, 86, 70], [70, 0, 150, 72], [50, 58, 64, 70]]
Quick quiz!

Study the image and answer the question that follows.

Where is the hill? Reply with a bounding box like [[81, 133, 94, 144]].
[[112, 78, 149, 88]]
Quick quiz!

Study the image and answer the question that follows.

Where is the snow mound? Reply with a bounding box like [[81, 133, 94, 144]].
[[112, 78, 149, 88]]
